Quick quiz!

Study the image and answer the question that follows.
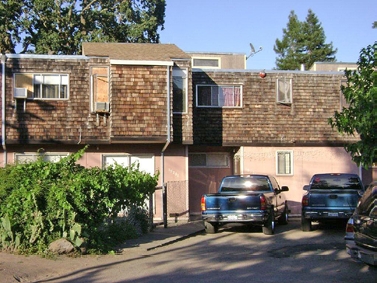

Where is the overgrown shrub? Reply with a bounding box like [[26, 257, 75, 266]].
[[0, 146, 158, 254]]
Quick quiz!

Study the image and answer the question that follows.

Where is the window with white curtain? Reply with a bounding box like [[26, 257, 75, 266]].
[[276, 78, 292, 104], [196, 85, 242, 107]]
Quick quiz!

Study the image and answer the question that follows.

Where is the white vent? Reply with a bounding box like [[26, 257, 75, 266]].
[[14, 88, 28, 99], [95, 102, 110, 112]]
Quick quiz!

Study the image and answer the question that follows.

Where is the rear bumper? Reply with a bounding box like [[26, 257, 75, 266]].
[[302, 209, 354, 220], [346, 242, 377, 266], [202, 211, 267, 224]]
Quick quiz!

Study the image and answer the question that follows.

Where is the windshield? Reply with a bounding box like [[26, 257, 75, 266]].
[[311, 175, 362, 190], [220, 176, 271, 192]]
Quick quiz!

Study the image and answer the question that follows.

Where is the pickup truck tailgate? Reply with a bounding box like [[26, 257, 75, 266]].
[[307, 189, 360, 207], [204, 193, 263, 211]]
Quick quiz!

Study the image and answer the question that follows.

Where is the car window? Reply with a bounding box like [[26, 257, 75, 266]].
[[311, 175, 362, 190], [221, 176, 271, 192]]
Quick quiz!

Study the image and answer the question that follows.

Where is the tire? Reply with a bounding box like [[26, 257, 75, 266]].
[[278, 204, 289, 225], [301, 216, 312, 231], [204, 221, 218, 234], [263, 208, 275, 235]]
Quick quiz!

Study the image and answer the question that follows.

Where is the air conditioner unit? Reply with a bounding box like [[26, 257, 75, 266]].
[[95, 102, 110, 112], [14, 88, 28, 99]]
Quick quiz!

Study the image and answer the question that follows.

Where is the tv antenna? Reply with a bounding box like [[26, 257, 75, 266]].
[[247, 43, 262, 59]]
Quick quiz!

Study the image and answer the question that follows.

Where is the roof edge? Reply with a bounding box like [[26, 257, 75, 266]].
[[110, 59, 174, 66]]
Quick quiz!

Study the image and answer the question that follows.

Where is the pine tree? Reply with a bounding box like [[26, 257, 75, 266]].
[[273, 11, 305, 70], [274, 9, 337, 70]]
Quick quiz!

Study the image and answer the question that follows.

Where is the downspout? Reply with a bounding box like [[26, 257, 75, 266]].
[[161, 65, 171, 226], [1, 55, 7, 165], [162, 65, 172, 153]]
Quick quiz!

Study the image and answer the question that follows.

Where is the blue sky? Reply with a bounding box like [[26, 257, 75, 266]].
[[159, 0, 376, 70]]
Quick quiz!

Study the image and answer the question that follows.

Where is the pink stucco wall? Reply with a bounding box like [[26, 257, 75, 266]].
[[240, 146, 360, 215]]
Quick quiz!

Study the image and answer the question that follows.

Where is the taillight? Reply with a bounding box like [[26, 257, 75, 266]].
[[201, 196, 206, 211], [260, 195, 266, 210], [346, 218, 354, 233], [302, 195, 309, 207]]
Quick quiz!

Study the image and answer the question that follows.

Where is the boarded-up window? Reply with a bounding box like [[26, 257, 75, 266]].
[[91, 67, 109, 112]]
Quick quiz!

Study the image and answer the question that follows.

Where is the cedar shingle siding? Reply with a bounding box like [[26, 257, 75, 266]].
[[110, 65, 169, 141], [5, 57, 110, 144], [192, 70, 358, 146]]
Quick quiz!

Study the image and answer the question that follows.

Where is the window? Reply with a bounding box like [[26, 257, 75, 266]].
[[189, 153, 229, 168], [14, 73, 68, 99], [276, 78, 292, 104], [91, 67, 109, 112], [102, 154, 155, 175], [196, 85, 242, 107], [276, 150, 293, 175], [33, 74, 68, 99], [192, 57, 220, 68], [15, 152, 67, 163], [338, 67, 357, 72], [173, 67, 187, 113]]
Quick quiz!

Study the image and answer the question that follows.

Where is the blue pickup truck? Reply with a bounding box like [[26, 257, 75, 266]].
[[201, 174, 289, 235], [301, 173, 364, 231]]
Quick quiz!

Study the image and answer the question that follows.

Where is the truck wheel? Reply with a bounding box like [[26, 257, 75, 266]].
[[263, 208, 275, 235], [278, 204, 289, 225], [301, 216, 312, 231], [204, 221, 218, 234]]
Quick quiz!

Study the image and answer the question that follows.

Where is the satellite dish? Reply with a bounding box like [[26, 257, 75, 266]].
[[250, 43, 256, 53], [247, 43, 262, 59]]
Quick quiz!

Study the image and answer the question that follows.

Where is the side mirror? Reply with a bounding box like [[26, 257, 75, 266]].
[[275, 186, 289, 194], [281, 186, 289, 192], [303, 185, 310, 191]]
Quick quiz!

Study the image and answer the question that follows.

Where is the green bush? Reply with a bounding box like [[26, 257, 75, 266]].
[[0, 146, 158, 254]]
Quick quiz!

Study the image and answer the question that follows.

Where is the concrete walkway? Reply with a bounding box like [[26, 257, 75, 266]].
[[121, 221, 205, 251]]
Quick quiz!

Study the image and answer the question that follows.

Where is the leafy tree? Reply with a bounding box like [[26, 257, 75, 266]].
[[0, 0, 23, 54], [0, 0, 166, 55], [373, 21, 377, 28], [329, 42, 377, 169], [274, 9, 337, 70]]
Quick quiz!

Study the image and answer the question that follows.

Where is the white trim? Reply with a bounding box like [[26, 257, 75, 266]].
[[110, 59, 174, 66]]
